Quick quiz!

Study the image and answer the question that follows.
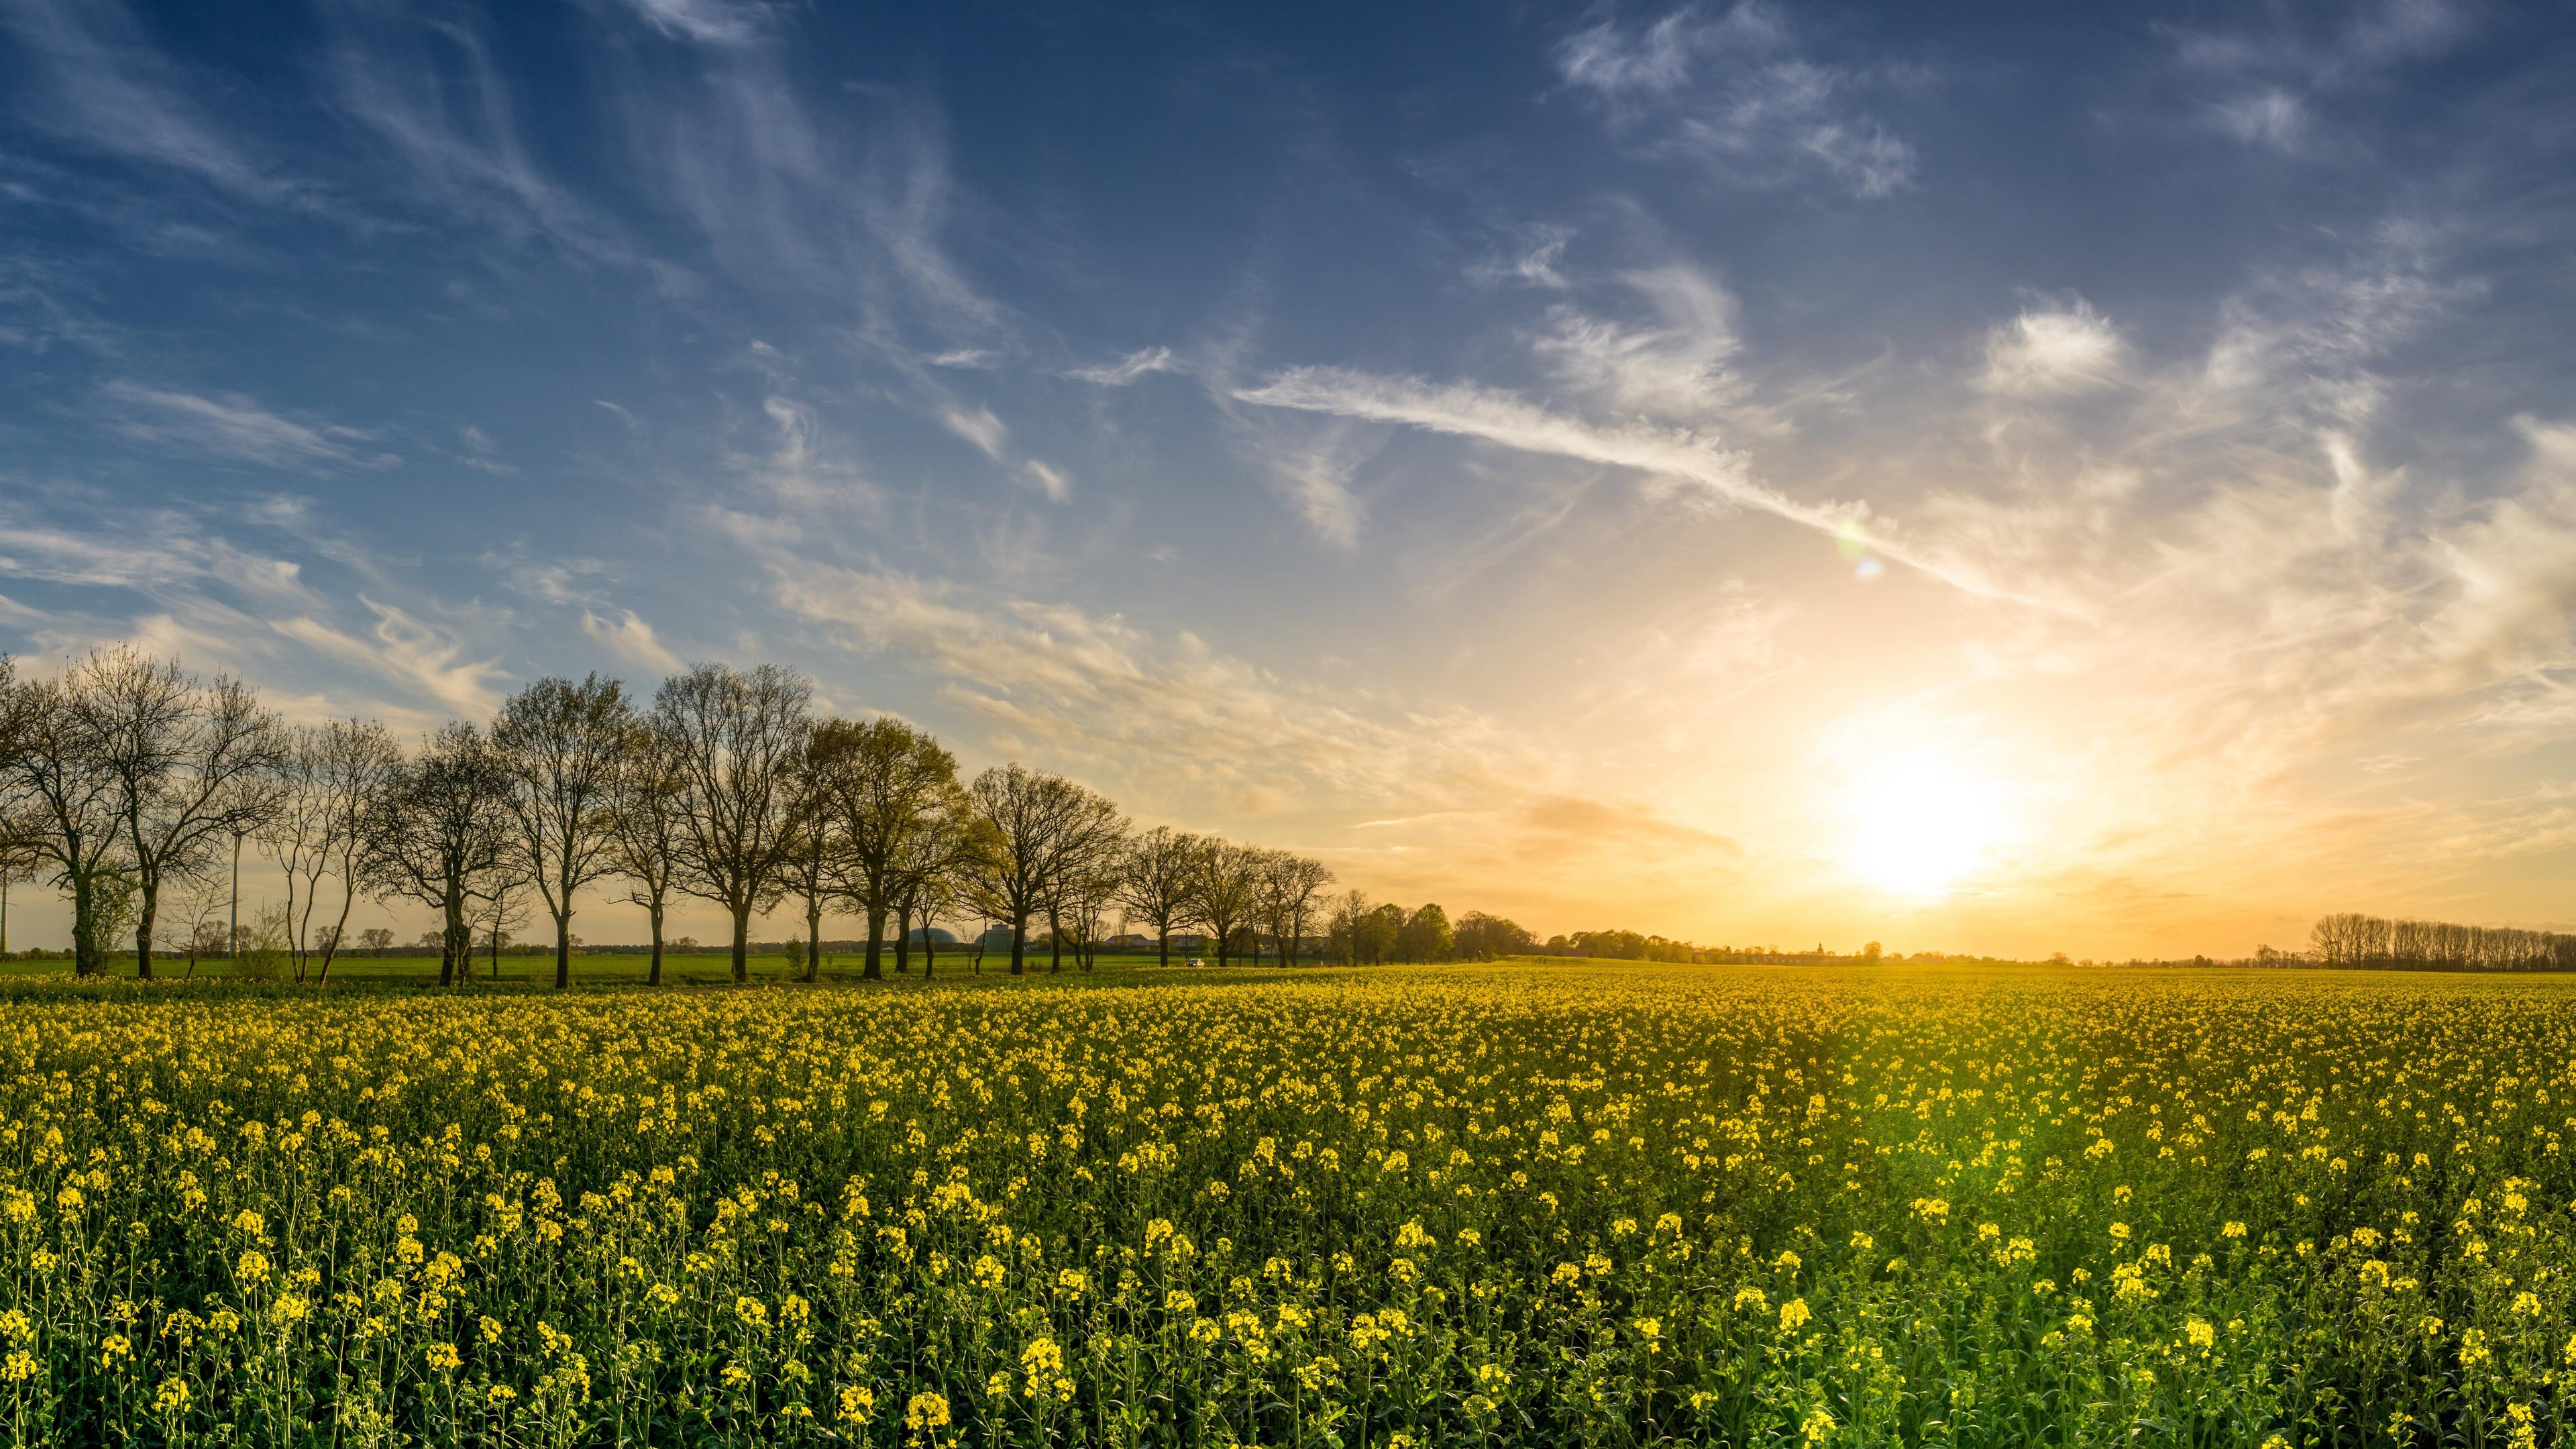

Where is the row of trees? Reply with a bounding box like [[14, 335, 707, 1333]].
[[2306, 913, 2576, 972], [0, 647, 1350, 987]]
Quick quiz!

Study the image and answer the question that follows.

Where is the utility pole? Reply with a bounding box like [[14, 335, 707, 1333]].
[[228, 828, 246, 959]]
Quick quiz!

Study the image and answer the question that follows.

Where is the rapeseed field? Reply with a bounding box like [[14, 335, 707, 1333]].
[[1, 962, 2570, 1446]]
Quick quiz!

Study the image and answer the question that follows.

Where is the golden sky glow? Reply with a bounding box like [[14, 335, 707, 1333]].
[[2, 2, 2569, 958]]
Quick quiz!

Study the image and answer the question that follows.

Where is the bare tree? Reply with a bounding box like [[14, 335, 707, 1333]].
[[1185, 837, 1263, 970], [898, 806, 985, 979], [0, 662, 128, 975], [653, 662, 812, 985], [782, 733, 841, 985], [810, 717, 964, 983], [607, 721, 687, 986], [54, 647, 286, 979], [960, 763, 1086, 977], [360, 723, 512, 987], [1114, 826, 1200, 969], [307, 720, 399, 985], [472, 874, 536, 981], [260, 720, 394, 983], [494, 675, 634, 991], [1038, 792, 1127, 973], [1260, 850, 1337, 967], [166, 873, 228, 978]]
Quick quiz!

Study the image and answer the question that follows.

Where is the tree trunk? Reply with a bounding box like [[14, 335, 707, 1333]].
[[894, 900, 913, 976], [804, 898, 822, 983], [1048, 906, 1063, 974], [70, 868, 97, 979], [730, 905, 750, 984], [647, 900, 664, 987], [922, 924, 936, 980], [555, 908, 573, 991], [863, 904, 886, 982], [136, 874, 158, 981], [1159, 922, 1169, 969], [1010, 915, 1026, 976], [316, 892, 348, 985]]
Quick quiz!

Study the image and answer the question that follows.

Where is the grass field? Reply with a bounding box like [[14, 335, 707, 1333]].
[[0, 961, 2569, 1446]]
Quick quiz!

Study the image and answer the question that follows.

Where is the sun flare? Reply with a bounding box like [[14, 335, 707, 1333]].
[[1847, 763, 2004, 896]]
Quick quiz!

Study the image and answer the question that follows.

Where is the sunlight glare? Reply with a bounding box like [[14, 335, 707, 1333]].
[[1848, 763, 2004, 896]]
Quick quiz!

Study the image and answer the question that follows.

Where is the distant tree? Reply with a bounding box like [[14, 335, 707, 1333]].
[[808, 718, 963, 983], [1185, 837, 1265, 970], [1361, 902, 1405, 964], [361, 724, 513, 987], [1401, 902, 1454, 963], [608, 721, 688, 986], [264, 719, 399, 985], [494, 675, 634, 991], [781, 730, 842, 985], [1258, 851, 1336, 966], [653, 663, 812, 985], [61, 647, 286, 979], [1328, 889, 1372, 965], [1862, 940, 1883, 963], [961, 764, 1110, 977], [0, 659, 127, 976], [1114, 826, 1201, 968], [1038, 786, 1126, 973], [358, 926, 395, 957], [1453, 911, 1534, 960]]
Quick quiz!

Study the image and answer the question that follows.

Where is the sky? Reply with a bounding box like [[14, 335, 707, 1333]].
[[3, 0, 2574, 960]]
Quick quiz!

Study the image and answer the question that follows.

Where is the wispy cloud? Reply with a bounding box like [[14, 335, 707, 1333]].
[[1067, 346, 1179, 386], [317, 3, 635, 266], [1234, 366, 2027, 604], [0, 0, 302, 203], [2169, 0, 2476, 154], [1977, 302, 2129, 396], [272, 598, 508, 720], [1556, 1, 1916, 197], [103, 382, 395, 471], [582, 607, 684, 672]]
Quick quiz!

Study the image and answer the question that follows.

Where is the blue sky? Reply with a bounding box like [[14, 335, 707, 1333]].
[[5, 0, 2574, 956]]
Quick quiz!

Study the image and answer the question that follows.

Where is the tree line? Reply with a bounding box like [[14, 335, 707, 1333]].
[[0, 646, 1387, 987], [2304, 912, 2576, 972]]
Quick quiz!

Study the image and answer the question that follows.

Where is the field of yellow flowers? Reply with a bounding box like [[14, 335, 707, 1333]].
[[1, 962, 2571, 1447]]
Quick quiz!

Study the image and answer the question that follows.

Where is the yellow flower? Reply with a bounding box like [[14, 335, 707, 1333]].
[[904, 1390, 951, 1432]]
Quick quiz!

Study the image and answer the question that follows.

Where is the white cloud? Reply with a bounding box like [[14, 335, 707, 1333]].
[[939, 405, 1010, 462], [1978, 303, 2129, 396], [1235, 366, 2032, 605], [1556, 1, 1915, 197], [103, 382, 394, 470], [739, 396, 873, 508], [614, 0, 769, 46], [1534, 264, 1746, 421], [1265, 429, 1366, 550], [2215, 90, 2307, 152], [1, 0, 301, 203], [582, 608, 684, 672], [1022, 460, 1073, 503], [272, 598, 507, 720], [1066, 346, 1179, 386]]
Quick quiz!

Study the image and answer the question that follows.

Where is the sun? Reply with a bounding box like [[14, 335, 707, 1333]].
[[1846, 763, 2004, 896]]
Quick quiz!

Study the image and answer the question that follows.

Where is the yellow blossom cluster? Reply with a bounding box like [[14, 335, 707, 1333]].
[[0, 962, 2571, 1444]]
